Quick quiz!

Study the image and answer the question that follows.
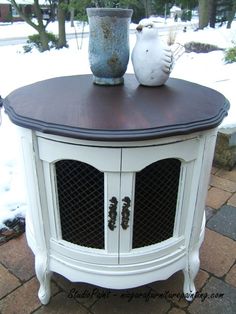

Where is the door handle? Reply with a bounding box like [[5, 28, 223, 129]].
[[121, 196, 131, 230], [108, 197, 118, 231]]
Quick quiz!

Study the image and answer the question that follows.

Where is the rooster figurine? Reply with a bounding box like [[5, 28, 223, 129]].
[[131, 19, 173, 86]]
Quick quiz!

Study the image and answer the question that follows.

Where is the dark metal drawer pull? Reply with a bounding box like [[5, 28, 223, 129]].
[[108, 197, 118, 231], [121, 196, 131, 230]]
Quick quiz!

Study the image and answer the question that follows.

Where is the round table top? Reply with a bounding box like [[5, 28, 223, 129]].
[[4, 74, 229, 141]]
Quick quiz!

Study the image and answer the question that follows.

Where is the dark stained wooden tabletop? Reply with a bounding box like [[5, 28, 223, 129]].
[[3, 74, 230, 141]]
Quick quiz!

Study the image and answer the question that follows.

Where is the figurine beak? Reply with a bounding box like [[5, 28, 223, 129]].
[[136, 25, 143, 32]]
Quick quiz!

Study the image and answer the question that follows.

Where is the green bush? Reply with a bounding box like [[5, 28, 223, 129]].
[[224, 46, 236, 63], [184, 41, 222, 53], [23, 32, 59, 53]]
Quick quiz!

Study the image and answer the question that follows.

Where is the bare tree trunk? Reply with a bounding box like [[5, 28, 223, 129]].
[[209, 0, 217, 28], [198, 0, 209, 29], [38, 30, 50, 51], [70, 7, 75, 27], [227, 0, 236, 28], [57, 0, 67, 49], [33, 0, 50, 51], [143, 0, 152, 18]]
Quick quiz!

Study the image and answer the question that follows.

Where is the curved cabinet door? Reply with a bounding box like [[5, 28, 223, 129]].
[[119, 138, 202, 264], [37, 137, 121, 265]]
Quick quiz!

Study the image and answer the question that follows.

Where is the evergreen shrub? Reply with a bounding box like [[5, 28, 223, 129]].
[[224, 46, 236, 63], [23, 32, 59, 53], [184, 41, 222, 53]]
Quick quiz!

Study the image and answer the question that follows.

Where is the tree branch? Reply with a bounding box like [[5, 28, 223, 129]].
[[9, 0, 39, 31]]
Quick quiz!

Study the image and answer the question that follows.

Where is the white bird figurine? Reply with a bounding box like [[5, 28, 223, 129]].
[[131, 20, 173, 86]]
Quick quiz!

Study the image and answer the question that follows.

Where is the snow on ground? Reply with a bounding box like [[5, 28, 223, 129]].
[[171, 23, 236, 128], [0, 19, 236, 229], [0, 20, 89, 39]]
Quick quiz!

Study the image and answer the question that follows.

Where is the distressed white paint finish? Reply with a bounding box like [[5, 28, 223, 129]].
[[18, 127, 217, 304]]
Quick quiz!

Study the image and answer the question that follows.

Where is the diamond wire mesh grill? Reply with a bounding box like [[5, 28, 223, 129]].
[[55, 160, 104, 249], [133, 158, 181, 249]]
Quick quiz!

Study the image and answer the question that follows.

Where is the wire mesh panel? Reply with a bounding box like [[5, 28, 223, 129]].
[[133, 158, 181, 249], [55, 160, 104, 249]]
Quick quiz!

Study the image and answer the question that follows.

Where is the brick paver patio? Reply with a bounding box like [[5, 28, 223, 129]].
[[0, 166, 236, 314]]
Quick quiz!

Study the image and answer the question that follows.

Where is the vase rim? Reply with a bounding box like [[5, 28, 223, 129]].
[[86, 8, 133, 18]]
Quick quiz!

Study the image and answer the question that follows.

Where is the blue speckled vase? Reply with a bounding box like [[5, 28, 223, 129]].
[[86, 8, 133, 85]]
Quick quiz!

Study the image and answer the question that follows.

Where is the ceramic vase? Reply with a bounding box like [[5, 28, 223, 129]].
[[86, 8, 133, 85]]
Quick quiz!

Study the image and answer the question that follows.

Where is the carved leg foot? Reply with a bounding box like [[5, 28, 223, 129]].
[[183, 249, 200, 302], [35, 255, 52, 305]]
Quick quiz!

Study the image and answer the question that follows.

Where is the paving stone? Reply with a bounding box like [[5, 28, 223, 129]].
[[225, 264, 236, 288], [200, 229, 236, 277], [195, 270, 210, 290], [227, 193, 236, 207], [34, 292, 89, 314], [207, 205, 236, 240], [211, 166, 219, 175], [210, 175, 236, 192], [150, 270, 209, 309], [0, 264, 21, 299], [0, 277, 41, 314], [216, 167, 236, 182], [206, 187, 232, 209], [168, 307, 186, 314], [188, 277, 236, 314], [147, 272, 186, 308], [53, 273, 172, 312], [0, 233, 35, 282], [52, 273, 107, 307], [91, 284, 171, 314], [205, 207, 215, 222]]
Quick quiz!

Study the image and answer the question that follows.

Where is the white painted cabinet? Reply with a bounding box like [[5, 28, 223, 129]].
[[4, 75, 229, 306], [20, 128, 217, 304]]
